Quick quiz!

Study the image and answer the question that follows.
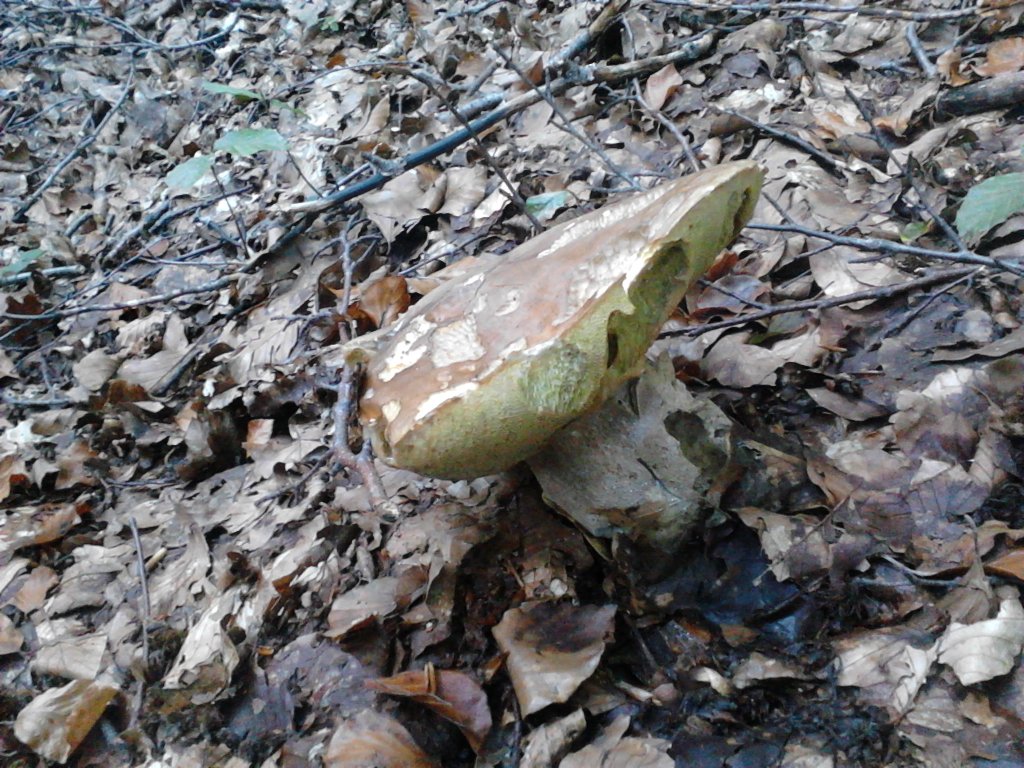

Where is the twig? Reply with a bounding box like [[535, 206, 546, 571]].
[[14, 67, 134, 222], [749, 222, 1024, 278], [666, 266, 978, 337], [274, 36, 716, 218], [0, 274, 238, 321], [631, 80, 702, 173], [905, 23, 937, 78], [653, 1, 978, 22], [0, 265, 87, 287], [327, 225, 399, 521], [936, 72, 1024, 117], [128, 517, 151, 670], [843, 87, 970, 255], [545, 0, 630, 76], [495, 47, 642, 191], [717, 109, 844, 176], [400, 65, 545, 232]]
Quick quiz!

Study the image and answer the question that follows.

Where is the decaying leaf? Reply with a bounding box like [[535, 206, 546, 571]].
[[529, 355, 732, 552], [937, 589, 1024, 685], [559, 714, 673, 768], [347, 162, 763, 478], [366, 666, 492, 752], [492, 601, 615, 715], [324, 709, 439, 768], [14, 679, 118, 763]]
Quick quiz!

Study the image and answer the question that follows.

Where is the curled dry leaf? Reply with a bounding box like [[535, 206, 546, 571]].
[[520, 709, 587, 768], [366, 666, 492, 753], [492, 601, 616, 715], [324, 709, 438, 768], [560, 714, 673, 768], [938, 589, 1024, 685], [345, 162, 763, 478], [14, 679, 118, 763], [529, 355, 732, 552]]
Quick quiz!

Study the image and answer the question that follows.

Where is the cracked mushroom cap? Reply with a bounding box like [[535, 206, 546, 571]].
[[354, 161, 764, 478]]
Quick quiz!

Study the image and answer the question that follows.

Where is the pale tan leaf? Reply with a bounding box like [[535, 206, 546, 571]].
[[492, 601, 615, 715], [14, 679, 118, 763], [938, 590, 1024, 685], [324, 710, 438, 768]]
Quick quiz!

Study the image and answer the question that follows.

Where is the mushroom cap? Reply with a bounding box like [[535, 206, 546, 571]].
[[356, 161, 764, 478]]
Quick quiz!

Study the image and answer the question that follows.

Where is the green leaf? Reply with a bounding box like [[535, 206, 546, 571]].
[[166, 155, 214, 190], [525, 190, 571, 222], [955, 172, 1024, 245], [900, 220, 931, 244], [1, 248, 44, 277], [201, 81, 262, 101], [214, 128, 289, 157]]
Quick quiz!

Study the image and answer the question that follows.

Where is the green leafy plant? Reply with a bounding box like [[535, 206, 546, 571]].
[[955, 172, 1024, 246], [1, 248, 44, 277], [165, 129, 288, 191]]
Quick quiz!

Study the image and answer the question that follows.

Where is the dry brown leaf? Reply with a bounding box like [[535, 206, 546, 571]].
[[644, 63, 682, 110], [0, 613, 24, 655], [358, 274, 411, 330], [937, 589, 1024, 685], [559, 714, 673, 768], [0, 503, 79, 554], [492, 601, 615, 715], [14, 679, 118, 763], [326, 578, 401, 639], [520, 709, 587, 768], [987, 549, 1024, 582], [835, 627, 937, 715], [0, 451, 29, 502], [367, 666, 492, 752], [72, 348, 120, 391], [976, 37, 1024, 76], [324, 710, 438, 768]]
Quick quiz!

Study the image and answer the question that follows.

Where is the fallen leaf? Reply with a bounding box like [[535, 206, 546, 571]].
[[367, 666, 492, 752], [14, 679, 118, 763], [324, 709, 438, 768], [938, 589, 1024, 685], [492, 601, 615, 715]]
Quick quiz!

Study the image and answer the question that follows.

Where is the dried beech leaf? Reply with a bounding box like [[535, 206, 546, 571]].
[[367, 667, 492, 752], [324, 710, 438, 768], [492, 601, 615, 715], [14, 679, 117, 763], [938, 592, 1024, 685]]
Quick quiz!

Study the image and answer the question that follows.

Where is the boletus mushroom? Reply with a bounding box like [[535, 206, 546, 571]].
[[344, 161, 764, 479]]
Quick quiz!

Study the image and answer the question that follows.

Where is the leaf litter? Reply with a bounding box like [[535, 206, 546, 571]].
[[2, 0, 1024, 766]]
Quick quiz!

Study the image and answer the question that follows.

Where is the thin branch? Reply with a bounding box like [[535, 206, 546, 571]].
[[274, 36, 716, 219], [401, 65, 545, 232], [494, 47, 642, 191], [749, 222, 1024, 278], [14, 67, 134, 222], [905, 23, 937, 78], [666, 266, 978, 337], [545, 0, 630, 76], [653, 1, 978, 21], [718, 109, 844, 176], [0, 265, 87, 288], [0, 274, 239, 321]]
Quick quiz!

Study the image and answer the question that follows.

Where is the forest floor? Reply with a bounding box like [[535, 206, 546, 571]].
[[2, 1, 1024, 766]]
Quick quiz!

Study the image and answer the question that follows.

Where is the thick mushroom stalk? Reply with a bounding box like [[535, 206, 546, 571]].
[[349, 161, 764, 479]]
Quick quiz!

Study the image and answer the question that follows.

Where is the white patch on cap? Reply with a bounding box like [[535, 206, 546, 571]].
[[430, 317, 486, 368], [378, 315, 433, 382], [494, 289, 521, 316], [480, 337, 528, 379], [416, 381, 478, 421], [382, 400, 401, 423]]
